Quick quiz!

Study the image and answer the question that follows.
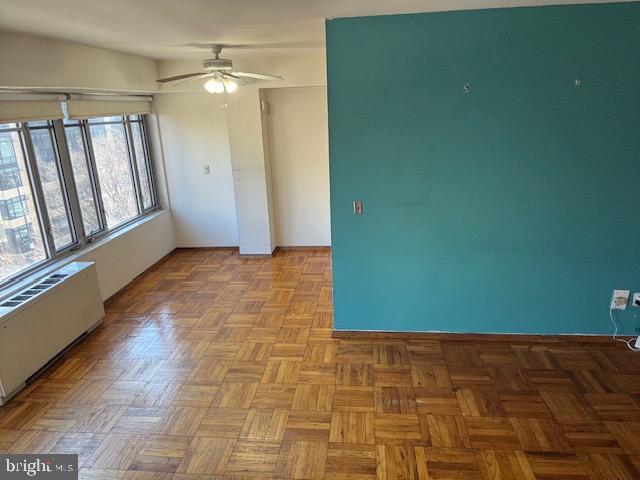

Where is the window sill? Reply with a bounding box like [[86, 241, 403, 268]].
[[0, 209, 169, 302]]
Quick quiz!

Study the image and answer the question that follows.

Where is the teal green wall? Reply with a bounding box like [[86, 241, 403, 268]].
[[326, 2, 640, 334]]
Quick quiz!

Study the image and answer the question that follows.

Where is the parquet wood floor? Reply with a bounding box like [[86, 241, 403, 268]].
[[2, 248, 640, 479]]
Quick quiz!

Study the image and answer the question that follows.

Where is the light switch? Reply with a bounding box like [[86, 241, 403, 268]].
[[204, 165, 211, 175], [353, 200, 364, 215]]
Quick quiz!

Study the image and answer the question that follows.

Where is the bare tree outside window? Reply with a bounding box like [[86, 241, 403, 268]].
[[64, 124, 101, 234], [90, 121, 139, 228]]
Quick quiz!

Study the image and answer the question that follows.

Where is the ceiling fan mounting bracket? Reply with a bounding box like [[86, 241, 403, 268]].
[[203, 57, 233, 70], [203, 45, 233, 70], [211, 44, 224, 58]]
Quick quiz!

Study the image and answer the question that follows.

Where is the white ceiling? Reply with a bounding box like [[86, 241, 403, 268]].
[[0, 0, 630, 60]]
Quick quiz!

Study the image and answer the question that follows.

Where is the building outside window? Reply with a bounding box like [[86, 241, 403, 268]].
[[0, 195, 28, 220], [0, 135, 17, 167], [0, 166, 22, 191], [5, 224, 34, 254], [0, 127, 45, 278]]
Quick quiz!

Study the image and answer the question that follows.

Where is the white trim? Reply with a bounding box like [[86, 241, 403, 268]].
[[0, 93, 66, 101], [67, 94, 153, 102], [66, 99, 152, 119]]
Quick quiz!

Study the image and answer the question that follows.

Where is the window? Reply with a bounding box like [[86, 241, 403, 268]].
[[0, 195, 28, 220], [130, 118, 154, 210], [6, 224, 35, 254], [0, 136, 17, 167], [0, 166, 22, 191], [64, 122, 101, 235], [88, 117, 138, 228], [0, 113, 157, 287], [0, 126, 47, 282], [28, 122, 74, 250]]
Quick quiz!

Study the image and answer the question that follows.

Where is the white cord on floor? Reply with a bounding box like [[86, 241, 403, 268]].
[[610, 307, 640, 352]]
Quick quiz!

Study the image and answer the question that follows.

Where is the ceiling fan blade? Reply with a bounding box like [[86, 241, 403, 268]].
[[222, 72, 251, 86], [232, 71, 283, 81], [185, 41, 323, 51], [186, 43, 251, 50], [172, 73, 212, 87], [156, 72, 204, 83]]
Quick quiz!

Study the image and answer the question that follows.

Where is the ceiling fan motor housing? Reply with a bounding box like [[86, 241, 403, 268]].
[[203, 58, 233, 70]]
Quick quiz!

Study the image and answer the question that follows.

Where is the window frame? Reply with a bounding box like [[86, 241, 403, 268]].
[[126, 115, 157, 212], [25, 120, 79, 252], [0, 114, 159, 290], [61, 119, 107, 238]]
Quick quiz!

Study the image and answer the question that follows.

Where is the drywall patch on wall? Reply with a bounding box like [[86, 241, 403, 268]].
[[327, 2, 640, 334]]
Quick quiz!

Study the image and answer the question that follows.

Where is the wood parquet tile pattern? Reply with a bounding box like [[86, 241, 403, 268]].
[[2, 248, 640, 479]]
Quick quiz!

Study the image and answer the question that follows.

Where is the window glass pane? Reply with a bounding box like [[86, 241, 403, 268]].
[[27, 120, 48, 127], [29, 126, 74, 249], [89, 122, 138, 227], [64, 126, 101, 234], [131, 121, 153, 209], [30, 128, 73, 250], [89, 116, 123, 123], [0, 129, 47, 283]]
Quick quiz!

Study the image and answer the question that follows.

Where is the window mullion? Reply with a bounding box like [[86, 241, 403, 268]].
[[20, 123, 56, 259], [124, 117, 145, 215], [82, 120, 108, 235]]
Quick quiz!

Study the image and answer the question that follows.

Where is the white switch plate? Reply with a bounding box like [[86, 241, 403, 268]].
[[611, 289, 630, 310]]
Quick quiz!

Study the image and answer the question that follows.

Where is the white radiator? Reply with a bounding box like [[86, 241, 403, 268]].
[[0, 261, 104, 404]]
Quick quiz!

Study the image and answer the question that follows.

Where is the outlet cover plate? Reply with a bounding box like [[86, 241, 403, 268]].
[[611, 289, 630, 310]]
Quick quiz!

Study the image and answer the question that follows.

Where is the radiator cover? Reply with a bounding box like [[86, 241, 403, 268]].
[[0, 262, 104, 404]]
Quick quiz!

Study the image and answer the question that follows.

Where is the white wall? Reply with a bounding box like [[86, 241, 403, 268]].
[[0, 30, 158, 92], [226, 54, 327, 253], [266, 87, 330, 246], [154, 93, 238, 247], [225, 87, 277, 253], [75, 211, 175, 300]]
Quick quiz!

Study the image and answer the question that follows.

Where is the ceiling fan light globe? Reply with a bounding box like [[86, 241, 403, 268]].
[[223, 79, 238, 93], [204, 78, 224, 94]]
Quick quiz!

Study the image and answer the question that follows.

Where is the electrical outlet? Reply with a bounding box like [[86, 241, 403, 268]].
[[611, 289, 630, 310], [633, 293, 640, 307]]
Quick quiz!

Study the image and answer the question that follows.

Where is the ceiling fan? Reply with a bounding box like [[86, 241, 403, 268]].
[[156, 44, 283, 94]]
